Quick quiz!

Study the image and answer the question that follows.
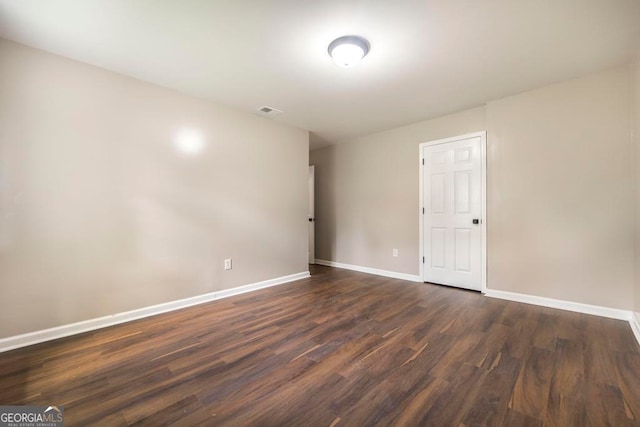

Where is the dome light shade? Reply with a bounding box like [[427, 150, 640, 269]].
[[328, 35, 370, 68]]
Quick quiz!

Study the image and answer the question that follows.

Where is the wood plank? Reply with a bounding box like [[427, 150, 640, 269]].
[[510, 347, 554, 419]]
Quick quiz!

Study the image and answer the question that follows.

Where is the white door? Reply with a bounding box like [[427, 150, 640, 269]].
[[308, 165, 315, 264], [421, 134, 484, 291]]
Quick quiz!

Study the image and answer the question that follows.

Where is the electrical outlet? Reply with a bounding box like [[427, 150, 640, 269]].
[[224, 259, 232, 270], [393, 248, 398, 257]]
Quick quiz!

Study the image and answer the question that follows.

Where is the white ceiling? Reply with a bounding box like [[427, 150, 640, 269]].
[[1, 1, 639, 150]]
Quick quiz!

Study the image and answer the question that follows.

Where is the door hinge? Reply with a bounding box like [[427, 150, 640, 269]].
[[422, 256, 425, 263], [422, 158, 424, 165], [422, 207, 425, 214]]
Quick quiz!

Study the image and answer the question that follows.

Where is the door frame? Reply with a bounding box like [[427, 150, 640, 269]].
[[418, 131, 487, 293], [308, 165, 315, 264]]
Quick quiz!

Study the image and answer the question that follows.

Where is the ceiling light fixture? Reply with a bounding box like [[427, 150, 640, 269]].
[[328, 35, 370, 68]]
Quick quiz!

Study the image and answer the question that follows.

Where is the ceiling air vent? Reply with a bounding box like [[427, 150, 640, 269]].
[[256, 105, 283, 118]]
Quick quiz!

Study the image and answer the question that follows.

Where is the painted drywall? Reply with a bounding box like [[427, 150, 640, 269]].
[[0, 39, 309, 338], [487, 67, 634, 310], [310, 107, 486, 275], [312, 66, 634, 310], [635, 59, 640, 318]]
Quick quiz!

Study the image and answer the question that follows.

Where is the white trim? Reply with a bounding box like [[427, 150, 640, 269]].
[[314, 259, 421, 283], [308, 165, 315, 264], [418, 146, 424, 282], [485, 289, 632, 321], [0, 271, 310, 354], [418, 131, 487, 292], [480, 135, 487, 293], [630, 312, 640, 346]]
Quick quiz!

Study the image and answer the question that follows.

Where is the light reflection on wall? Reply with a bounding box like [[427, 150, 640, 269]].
[[174, 128, 205, 155]]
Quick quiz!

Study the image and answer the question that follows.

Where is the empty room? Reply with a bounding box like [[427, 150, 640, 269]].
[[1, 0, 640, 426]]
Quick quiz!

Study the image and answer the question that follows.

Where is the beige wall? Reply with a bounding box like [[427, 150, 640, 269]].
[[310, 107, 486, 275], [0, 39, 309, 338], [635, 59, 640, 317], [312, 66, 634, 310], [487, 67, 633, 309]]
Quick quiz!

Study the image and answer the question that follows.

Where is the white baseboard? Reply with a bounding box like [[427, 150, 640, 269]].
[[0, 271, 310, 354], [5, 269, 638, 352], [314, 259, 422, 283], [630, 312, 640, 346], [485, 288, 632, 321]]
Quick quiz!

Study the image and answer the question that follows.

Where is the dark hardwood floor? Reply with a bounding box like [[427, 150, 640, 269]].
[[1, 265, 639, 426]]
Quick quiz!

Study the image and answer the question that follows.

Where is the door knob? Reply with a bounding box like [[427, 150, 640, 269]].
[[472, 218, 480, 224]]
